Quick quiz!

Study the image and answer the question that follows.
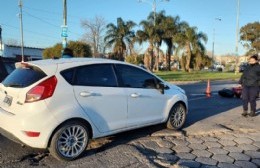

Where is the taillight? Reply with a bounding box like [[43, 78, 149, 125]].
[[23, 131, 40, 137], [25, 76, 57, 103]]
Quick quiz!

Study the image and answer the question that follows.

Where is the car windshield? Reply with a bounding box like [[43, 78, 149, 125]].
[[2, 67, 47, 88]]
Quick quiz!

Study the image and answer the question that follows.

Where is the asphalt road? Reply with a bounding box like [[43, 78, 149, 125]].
[[0, 80, 245, 168], [179, 80, 242, 128]]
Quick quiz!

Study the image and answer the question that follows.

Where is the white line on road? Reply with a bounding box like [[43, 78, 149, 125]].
[[188, 96, 214, 101], [189, 93, 205, 96], [190, 93, 218, 96]]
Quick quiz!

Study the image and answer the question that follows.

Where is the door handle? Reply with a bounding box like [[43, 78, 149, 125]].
[[80, 91, 93, 97], [130, 93, 141, 98]]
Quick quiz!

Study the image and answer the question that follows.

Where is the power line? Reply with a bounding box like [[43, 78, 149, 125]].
[[2, 6, 84, 48], [23, 5, 87, 27], [23, 6, 83, 20], [23, 10, 60, 28], [0, 23, 59, 40], [23, 6, 61, 16], [23, 10, 82, 37]]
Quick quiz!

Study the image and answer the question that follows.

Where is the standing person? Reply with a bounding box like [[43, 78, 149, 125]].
[[62, 48, 74, 58], [239, 54, 260, 117]]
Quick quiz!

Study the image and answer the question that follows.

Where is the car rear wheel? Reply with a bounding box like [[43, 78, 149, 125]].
[[49, 121, 89, 161], [166, 103, 186, 130]]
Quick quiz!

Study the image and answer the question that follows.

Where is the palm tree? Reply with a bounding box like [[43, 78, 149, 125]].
[[136, 11, 166, 71], [193, 36, 207, 70], [135, 19, 155, 71], [104, 18, 136, 61], [152, 11, 166, 71], [175, 24, 207, 71], [161, 15, 184, 71]]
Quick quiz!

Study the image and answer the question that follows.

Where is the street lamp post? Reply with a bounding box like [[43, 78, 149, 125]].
[[212, 18, 221, 65], [235, 0, 240, 74]]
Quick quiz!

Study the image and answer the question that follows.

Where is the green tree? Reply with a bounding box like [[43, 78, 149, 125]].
[[240, 21, 260, 54], [136, 18, 155, 71], [192, 33, 207, 70], [136, 11, 166, 71], [150, 11, 165, 71], [104, 17, 136, 61], [43, 41, 92, 59], [175, 24, 207, 72], [161, 15, 185, 71], [125, 54, 144, 65], [68, 41, 92, 57], [43, 43, 62, 59]]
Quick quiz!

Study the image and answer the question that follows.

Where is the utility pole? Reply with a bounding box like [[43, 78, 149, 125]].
[[235, 0, 240, 74], [0, 25, 2, 56], [152, 0, 156, 26], [61, 0, 68, 51], [212, 18, 221, 65], [18, 0, 24, 62]]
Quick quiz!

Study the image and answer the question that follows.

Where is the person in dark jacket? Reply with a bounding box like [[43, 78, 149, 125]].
[[239, 54, 260, 117]]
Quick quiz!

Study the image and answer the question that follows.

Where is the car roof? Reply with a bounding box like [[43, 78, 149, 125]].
[[30, 57, 123, 66], [15, 58, 142, 76]]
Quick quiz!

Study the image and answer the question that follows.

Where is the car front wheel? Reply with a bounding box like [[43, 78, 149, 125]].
[[49, 121, 89, 161], [166, 103, 186, 130]]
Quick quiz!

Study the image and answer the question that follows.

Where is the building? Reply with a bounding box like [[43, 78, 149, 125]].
[[215, 55, 250, 65], [0, 43, 43, 61]]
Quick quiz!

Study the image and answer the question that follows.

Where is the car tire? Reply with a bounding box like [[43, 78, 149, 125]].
[[166, 103, 186, 130], [49, 121, 89, 161]]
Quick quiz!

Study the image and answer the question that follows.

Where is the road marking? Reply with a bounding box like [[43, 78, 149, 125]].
[[188, 96, 214, 101], [190, 92, 218, 96], [189, 93, 205, 96]]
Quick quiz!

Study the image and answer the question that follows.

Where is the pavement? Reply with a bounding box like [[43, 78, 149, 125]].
[[142, 102, 260, 168], [72, 98, 260, 168]]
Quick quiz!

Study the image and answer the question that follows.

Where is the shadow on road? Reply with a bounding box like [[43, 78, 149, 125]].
[[83, 123, 166, 157], [184, 95, 242, 128], [177, 81, 244, 128]]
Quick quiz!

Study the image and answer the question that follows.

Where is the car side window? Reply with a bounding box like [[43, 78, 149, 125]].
[[60, 68, 74, 84], [115, 64, 158, 89], [74, 64, 118, 87]]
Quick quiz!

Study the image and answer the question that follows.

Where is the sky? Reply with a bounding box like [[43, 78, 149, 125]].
[[0, 0, 259, 56]]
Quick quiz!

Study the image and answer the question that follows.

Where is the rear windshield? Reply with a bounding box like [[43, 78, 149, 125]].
[[2, 67, 47, 88], [3, 62, 15, 74]]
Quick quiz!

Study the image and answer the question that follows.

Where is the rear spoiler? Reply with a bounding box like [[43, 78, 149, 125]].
[[15, 61, 58, 76]]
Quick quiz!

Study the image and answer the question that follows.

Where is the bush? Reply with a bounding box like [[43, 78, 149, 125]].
[[125, 54, 144, 65]]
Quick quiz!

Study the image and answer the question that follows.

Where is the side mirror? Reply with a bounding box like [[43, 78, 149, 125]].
[[157, 83, 165, 94]]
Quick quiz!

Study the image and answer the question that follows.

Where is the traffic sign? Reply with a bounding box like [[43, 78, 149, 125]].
[[61, 26, 68, 37]]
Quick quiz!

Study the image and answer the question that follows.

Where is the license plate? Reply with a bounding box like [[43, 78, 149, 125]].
[[3, 95, 13, 106]]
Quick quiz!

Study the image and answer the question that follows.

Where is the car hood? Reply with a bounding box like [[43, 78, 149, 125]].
[[166, 82, 186, 94]]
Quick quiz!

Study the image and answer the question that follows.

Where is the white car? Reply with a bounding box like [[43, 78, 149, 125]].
[[0, 58, 188, 161]]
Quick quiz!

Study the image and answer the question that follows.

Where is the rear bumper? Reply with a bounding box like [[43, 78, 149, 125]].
[[0, 106, 58, 149], [0, 127, 24, 145]]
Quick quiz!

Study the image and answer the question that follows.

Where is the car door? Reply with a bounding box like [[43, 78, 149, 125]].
[[115, 64, 169, 127], [72, 64, 127, 133]]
